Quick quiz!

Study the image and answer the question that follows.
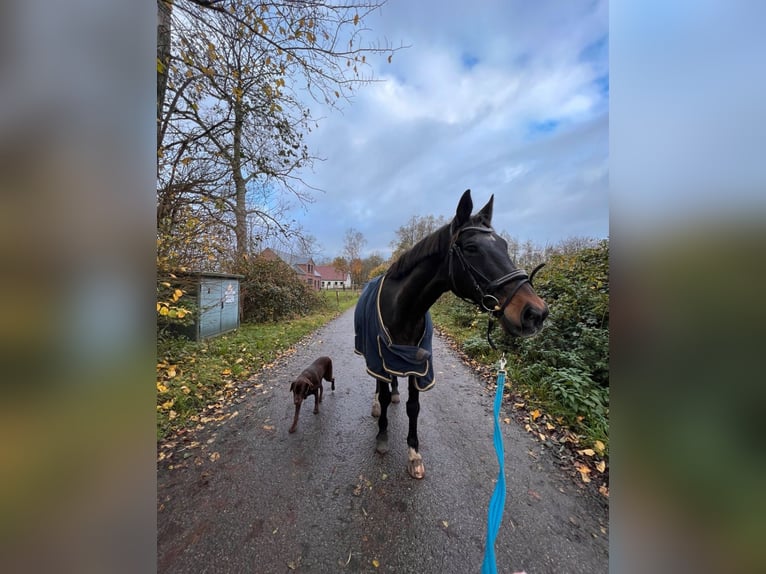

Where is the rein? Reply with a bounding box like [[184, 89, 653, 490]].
[[448, 226, 545, 349], [481, 354, 508, 574]]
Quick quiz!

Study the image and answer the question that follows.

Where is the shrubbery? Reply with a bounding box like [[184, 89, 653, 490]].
[[509, 240, 609, 441], [432, 239, 609, 448], [238, 255, 324, 322]]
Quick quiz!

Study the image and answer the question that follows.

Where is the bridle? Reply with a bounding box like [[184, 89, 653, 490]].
[[448, 225, 545, 348]]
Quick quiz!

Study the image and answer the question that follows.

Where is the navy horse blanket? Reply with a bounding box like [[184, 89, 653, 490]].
[[354, 275, 436, 392]]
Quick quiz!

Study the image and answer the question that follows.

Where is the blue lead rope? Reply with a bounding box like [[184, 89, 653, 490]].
[[481, 355, 508, 574]]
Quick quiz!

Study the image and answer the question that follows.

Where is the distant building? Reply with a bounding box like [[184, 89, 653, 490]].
[[260, 248, 321, 290], [315, 265, 352, 290]]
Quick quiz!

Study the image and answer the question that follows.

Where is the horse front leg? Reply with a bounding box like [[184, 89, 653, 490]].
[[375, 379, 392, 454], [391, 376, 400, 403], [371, 379, 381, 417], [406, 376, 425, 479]]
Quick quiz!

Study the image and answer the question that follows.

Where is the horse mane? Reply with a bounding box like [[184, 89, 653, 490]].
[[387, 210, 491, 279]]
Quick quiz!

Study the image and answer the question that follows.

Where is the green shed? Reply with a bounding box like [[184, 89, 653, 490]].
[[172, 272, 243, 341]]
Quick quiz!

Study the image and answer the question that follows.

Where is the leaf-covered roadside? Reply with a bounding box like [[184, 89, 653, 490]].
[[157, 291, 359, 442], [431, 240, 609, 497]]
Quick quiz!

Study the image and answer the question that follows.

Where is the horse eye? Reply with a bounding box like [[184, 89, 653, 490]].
[[463, 243, 479, 253]]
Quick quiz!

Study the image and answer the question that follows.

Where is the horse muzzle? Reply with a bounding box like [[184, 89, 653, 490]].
[[499, 298, 548, 337]]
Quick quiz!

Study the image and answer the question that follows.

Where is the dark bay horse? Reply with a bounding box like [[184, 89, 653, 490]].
[[354, 190, 548, 479]]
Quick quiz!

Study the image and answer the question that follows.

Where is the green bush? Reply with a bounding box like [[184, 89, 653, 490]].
[[511, 240, 609, 443], [238, 256, 323, 322], [431, 239, 609, 448]]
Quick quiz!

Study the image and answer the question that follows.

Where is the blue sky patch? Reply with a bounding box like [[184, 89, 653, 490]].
[[461, 52, 479, 70], [594, 74, 609, 96], [580, 35, 608, 64]]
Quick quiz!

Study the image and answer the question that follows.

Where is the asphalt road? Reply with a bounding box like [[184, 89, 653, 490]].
[[157, 306, 608, 573]]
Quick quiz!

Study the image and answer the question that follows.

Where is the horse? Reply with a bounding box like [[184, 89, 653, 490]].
[[354, 189, 549, 479]]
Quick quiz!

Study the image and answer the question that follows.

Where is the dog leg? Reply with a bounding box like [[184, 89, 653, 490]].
[[325, 360, 336, 391], [289, 403, 301, 433]]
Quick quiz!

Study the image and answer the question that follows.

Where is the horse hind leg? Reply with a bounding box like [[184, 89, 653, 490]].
[[406, 376, 425, 479], [375, 380, 392, 454]]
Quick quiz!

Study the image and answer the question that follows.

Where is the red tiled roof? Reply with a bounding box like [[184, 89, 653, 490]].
[[315, 265, 347, 282]]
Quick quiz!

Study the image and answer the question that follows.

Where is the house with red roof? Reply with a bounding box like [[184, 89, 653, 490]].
[[315, 265, 352, 290], [260, 248, 322, 290]]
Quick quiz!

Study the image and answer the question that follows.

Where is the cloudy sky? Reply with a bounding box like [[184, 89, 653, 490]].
[[289, 0, 609, 260]]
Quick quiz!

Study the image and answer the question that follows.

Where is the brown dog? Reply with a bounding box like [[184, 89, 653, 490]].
[[288, 356, 335, 433]]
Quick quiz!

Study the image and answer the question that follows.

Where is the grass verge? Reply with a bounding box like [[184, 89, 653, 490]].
[[156, 290, 358, 441]]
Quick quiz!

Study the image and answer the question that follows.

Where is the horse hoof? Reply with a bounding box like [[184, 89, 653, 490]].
[[375, 435, 389, 454], [391, 392, 400, 404], [407, 458, 425, 479]]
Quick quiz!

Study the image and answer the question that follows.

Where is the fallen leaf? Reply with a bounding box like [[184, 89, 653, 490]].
[[503, 418, 511, 424], [209, 452, 220, 462], [221, 368, 232, 376], [594, 440, 606, 454], [262, 425, 274, 431], [531, 409, 541, 420], [578, 448, 596, 457], [441, 520, 449, 528], [576, 463, 592, 483], [545, 422, 555, 430], [599, 485, 609, 497], [596, 461, 606, 473], [372, 559, 380, 568]]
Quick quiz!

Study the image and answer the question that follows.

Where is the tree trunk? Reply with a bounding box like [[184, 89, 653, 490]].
[[232, 101, 248, 262], [157, 0, 173, 155]]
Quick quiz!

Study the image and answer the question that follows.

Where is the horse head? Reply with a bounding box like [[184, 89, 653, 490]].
[[448, 189, 548, 337]]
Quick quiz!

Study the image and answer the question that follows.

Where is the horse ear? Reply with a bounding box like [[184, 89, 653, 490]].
[[452, 189, 473, 232], [475, 194, 494, 226]]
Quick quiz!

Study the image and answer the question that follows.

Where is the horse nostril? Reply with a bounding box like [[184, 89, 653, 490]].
[[522, 305, 547, 329]]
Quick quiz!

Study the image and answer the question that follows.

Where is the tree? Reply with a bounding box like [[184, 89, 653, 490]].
[[361, 252, 385, 282], [157, 0, 403, 270], [343, 228, 367, 287], [389, 214, 447, 261]]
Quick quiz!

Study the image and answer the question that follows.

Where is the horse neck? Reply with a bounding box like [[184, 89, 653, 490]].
[[382, 256, 450, 344]]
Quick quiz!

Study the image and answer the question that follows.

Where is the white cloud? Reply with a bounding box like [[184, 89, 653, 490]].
[[289, 0, 609, 259]]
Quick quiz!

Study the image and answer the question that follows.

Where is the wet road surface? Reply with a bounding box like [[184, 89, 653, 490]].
[[158, 307, 608, 573]]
